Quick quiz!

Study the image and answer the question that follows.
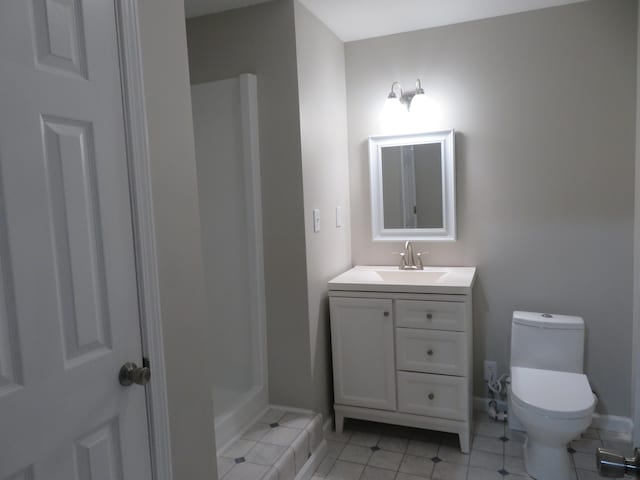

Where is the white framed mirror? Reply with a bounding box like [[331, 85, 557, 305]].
[[369, 129, 456, 241]]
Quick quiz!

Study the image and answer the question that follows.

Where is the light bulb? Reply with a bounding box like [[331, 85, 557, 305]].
[[409, 92, 442, 130], [380, 96, 408, 133]]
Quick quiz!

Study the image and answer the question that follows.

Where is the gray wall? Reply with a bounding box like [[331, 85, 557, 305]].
[[345, 0, 637, 416], [137, 0, 217, 477], [187, 0, 314, 410], [294, 1, 352, 420]]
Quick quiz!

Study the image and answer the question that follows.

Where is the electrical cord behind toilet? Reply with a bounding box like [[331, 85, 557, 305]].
[[486, 370, 510, 422]]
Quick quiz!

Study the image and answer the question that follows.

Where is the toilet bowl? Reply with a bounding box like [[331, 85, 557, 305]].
[[509, 311, 595, 480], [510, 367, 595, 480]]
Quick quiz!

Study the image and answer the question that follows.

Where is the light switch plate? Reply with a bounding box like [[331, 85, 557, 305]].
[[313, 208, 320, 233]]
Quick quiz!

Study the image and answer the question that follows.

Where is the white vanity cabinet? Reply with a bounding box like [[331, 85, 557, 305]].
[[328, 266, 476, 453]]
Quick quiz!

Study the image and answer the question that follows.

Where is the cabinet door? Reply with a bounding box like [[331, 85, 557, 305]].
[[330, 297, 396, 410]]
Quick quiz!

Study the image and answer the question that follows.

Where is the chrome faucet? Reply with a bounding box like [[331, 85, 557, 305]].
[[398, 241, 424, 270]]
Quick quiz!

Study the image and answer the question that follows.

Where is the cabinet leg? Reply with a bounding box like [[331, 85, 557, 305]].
[[459, 431, 470, 454], [335, 413, 344, 434]]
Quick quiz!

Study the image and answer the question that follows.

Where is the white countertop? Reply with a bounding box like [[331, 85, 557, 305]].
[[328, 265, 476, 295]]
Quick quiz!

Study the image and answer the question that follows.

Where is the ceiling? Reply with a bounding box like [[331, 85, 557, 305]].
[[185, 0, 271, 19], [184, 0, 588, 41]]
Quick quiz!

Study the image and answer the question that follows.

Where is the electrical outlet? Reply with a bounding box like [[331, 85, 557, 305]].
[[484, 360, 497, 382]]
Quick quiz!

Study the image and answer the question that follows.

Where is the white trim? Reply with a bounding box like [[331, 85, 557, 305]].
[[238, 73, 269, 406], [591, 414, 635, 435], [473, 396, 634, 434], [115, 2, 172, 480], [369, 129, 456, 242]]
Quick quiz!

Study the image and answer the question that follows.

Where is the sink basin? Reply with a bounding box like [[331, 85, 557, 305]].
[[328, 265, 476, 294], [375, 270, 447, 284]]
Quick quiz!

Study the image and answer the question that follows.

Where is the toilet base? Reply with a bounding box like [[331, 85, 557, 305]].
[[524, 437, 573, 480]]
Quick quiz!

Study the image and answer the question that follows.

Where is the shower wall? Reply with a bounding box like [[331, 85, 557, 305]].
[[191, 74, 267, 449]]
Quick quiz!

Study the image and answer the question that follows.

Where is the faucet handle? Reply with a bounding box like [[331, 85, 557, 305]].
[[415, 251, 429, 270], [392, 251, 408, 268]]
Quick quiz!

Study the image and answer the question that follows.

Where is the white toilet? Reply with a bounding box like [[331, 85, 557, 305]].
[[508, 311, 596, 480]]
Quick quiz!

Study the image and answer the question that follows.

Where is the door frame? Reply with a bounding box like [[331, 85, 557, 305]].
[[115, 2, 172, 480]]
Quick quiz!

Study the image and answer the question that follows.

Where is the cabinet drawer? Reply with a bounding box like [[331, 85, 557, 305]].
[[397, 371, 468, 421], [396, 329, 466, 376], [395, 300, 466, 331]]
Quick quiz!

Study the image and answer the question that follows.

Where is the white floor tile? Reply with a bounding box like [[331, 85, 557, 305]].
[[339, 444, 372, 464], [395, 472, 431, 480], [259, 408, 286, 425], [571, 437, 602, 453], [407, 440, 439, 458], [327, 440, 347, 458], [327, 460, 365, 480], [261, 426, 302, 446], [245, 442, 286, 466], [469, 450, 503, 470], [504, 455, 526, 476], [243, 423, 271, 442], [221, 438, 256, 459], [432, 461, 468, 480], [572, 451, 596, 471], [437, 445, 469, 465], [474, 421, 505, 438], [360, 465, 396, 480], [368, 449, 403, 470], [217, 456, 235, 478], [349, 431, 381, 447], [472, 435, 504, 455], [466, 467, 503, 480], [280, 412, 314, 429], [222, 462, 270, 480], [377, 435, 408, 453], [399, 454, 434, 477]]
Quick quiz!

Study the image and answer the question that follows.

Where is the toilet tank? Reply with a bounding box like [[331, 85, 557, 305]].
[[510, 311, 585, 373]]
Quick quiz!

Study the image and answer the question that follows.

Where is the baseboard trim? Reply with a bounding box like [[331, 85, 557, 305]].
[[323, 416, 333, 437], [591, 413, 634, 434], [473, 396, 634, 434]]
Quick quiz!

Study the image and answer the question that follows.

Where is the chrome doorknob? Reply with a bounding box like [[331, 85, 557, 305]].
[[597, 447, 640, 477], [119, 362, 150, 386]]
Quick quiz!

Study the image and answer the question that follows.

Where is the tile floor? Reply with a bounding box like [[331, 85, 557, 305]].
[[311, 414, 634, 480], [218, 408, 323, 480]]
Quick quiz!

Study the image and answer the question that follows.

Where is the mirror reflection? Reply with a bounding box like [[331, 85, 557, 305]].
[[381, 143, 443, 229], [369, 129, 455, 241]]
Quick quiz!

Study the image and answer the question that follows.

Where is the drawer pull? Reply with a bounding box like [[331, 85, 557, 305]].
[[428, 393, 435, 400], [383, 311, 390, 317], [426, 313, 433, 320], [427, 349, 434, 356]]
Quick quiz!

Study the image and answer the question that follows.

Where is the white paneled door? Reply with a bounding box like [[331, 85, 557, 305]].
[[0, 1, 153, 479]]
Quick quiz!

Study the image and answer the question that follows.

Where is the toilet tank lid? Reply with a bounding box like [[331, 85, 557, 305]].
[[513, 311, 584, 329]]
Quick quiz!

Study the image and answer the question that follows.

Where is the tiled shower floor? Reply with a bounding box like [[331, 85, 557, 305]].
[[218, 407, 323, 480], [311, 415, 634, 480]]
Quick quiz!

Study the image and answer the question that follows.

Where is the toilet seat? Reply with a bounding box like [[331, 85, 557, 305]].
[[511, 366, 595, 419]]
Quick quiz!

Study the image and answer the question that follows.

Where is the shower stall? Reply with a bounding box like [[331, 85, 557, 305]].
[[191, 74, 268, 450]]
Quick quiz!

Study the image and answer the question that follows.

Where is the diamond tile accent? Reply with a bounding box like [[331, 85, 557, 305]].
[[567, 446, 576, 454], [500, 436, 509, 442], [498, 468, 509, 476], [234, 457, 245, 464], [431, 456, 442, 463], [269, 422, 279, 428], [370, 445, 380, 452]]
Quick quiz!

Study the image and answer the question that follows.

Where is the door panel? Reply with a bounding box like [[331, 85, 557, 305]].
[[0, 1, 152, 478]]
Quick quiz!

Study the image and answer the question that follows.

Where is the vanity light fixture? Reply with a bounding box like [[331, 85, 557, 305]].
[[381, 78, 442, 131], [380, 81, 408, 131]]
